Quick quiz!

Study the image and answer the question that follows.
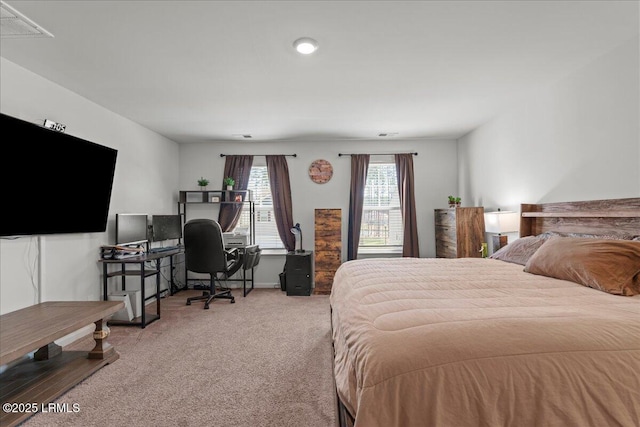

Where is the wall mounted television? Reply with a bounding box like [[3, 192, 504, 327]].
[[0, 113, 118, 237], [151, 215, 182, 242]]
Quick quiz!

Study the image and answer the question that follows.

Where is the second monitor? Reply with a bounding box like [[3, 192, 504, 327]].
[[151, 215, 182, 242]]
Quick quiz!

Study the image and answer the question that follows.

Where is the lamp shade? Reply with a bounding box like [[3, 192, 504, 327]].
[[484, 211, 520, 234]]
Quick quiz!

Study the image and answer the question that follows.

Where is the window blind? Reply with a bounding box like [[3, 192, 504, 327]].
[[360, 163, 403, 247], [237, 166, 285, 249]]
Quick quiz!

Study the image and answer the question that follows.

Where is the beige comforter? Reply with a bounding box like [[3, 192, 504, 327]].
[[330, 258, 640, 427]]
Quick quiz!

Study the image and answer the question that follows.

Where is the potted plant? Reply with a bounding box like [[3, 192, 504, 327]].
[[223, 176, 235, 191], [455, 197, 461, 207], [197, 177, 209, 190], [448, 195, 456, 208]]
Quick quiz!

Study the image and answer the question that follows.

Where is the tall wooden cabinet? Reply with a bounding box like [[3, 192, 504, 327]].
[[314, 209, 342, 295], [435, 207, 485, 258]]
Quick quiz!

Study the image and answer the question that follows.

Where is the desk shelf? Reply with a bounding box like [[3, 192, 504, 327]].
[[178, 192, 255, 246], [99, 248, 183, 328], [105, 269, 159, 279], [107, 313, 160, 328]]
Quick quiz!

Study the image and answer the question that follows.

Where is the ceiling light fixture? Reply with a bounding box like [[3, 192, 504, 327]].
[[293, 37, 318, 55]]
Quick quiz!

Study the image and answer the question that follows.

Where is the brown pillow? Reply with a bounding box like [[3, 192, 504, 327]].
[[524, 237, 640, 296], [489, 234, 550, 265]]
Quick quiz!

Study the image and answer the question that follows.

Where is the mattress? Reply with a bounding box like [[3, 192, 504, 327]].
[[329, 257, 640, 427]]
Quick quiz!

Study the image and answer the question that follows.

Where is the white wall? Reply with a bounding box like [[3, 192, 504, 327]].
[[179, 138, 458, 286], [458, 36, 640, 215], [0, 58, 180, 315]]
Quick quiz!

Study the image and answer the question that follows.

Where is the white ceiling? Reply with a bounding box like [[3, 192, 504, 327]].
[[1, 1, 638, 143]]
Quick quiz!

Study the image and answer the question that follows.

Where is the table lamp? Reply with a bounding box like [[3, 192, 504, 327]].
[[290, 223, 303, 253], [484, 210, 520, 251]]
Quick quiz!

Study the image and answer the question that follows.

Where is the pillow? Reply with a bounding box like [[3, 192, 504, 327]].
[[489, 234, 550, 265], [524, 236, 640, 296]]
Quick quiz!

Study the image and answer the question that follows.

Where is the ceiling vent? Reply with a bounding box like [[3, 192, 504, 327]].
[[1, 1, 53, 39]]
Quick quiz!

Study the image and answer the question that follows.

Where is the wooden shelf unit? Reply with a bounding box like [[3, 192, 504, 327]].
[[314, 209, 342, 295]]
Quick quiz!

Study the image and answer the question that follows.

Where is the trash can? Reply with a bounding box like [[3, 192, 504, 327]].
[[279, 271, 286, 291]]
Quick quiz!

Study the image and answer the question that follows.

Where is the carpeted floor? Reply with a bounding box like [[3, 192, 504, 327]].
[[22, 289, 337, 427]]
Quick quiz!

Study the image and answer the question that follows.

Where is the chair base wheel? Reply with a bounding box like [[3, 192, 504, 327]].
[[231, 298, 235, 304], [186, 301, 191, 305], [204, 304, 210, 309]]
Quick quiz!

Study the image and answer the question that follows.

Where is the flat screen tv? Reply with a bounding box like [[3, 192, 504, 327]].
[[0, 113, 118, 237], [115, 213, 148, 246], [151, 215, 182, 242]]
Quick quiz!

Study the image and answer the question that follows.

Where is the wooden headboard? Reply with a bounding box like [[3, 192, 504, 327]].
[[520, 198, 640, 238]]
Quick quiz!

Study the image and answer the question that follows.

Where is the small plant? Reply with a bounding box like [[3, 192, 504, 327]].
[[197, 177, 210, 187], [223, 176, 235, 187], [448, 196, 462, 207]]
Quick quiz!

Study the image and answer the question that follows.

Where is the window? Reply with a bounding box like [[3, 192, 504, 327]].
[[359, 163, 403, 248], [237, 166, 285, 249]]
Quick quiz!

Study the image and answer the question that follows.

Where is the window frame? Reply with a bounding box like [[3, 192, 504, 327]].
[[237, 164, 285, 250], [358, 158, 403, 250]]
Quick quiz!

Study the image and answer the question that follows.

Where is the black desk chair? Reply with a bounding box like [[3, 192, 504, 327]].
[[184, 219, 241, 309]]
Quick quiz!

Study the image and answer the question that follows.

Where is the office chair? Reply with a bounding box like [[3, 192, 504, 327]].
[[184, 219, 242, 309]]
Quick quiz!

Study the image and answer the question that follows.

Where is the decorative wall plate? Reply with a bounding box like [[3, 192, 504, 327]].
[[308, 159, 333, 184]]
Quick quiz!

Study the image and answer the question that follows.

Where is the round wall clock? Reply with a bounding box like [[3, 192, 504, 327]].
[[308, 159, 333, 184]]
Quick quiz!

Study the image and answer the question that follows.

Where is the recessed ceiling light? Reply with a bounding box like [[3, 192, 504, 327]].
[[293, 37, 318, 55]]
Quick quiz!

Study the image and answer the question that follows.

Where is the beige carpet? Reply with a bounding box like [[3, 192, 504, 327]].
[[22, 289, 337, 427]]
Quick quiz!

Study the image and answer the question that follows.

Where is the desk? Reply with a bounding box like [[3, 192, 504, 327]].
[[0, 301, 123, 427], [99, 248, 183, 328]]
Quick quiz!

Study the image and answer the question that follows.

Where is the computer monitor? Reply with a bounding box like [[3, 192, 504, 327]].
[[115, 213, 149, 246], [151, 215, 182, 242]]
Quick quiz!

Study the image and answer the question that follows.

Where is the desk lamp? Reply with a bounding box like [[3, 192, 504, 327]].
[[485, 210, 520, 251], [290, 223, 303, 253]]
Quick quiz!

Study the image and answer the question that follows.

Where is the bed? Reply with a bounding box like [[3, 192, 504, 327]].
[[330, 198, 640, 427]]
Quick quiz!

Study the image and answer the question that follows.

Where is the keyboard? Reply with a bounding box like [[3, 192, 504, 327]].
[[148, 246, 180, 253]]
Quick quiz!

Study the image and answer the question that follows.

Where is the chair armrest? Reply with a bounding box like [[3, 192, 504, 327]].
[[225, 247, 239, 261]]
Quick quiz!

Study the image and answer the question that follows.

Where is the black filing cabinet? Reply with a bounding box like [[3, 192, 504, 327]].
[[285, 251, 313, 296]]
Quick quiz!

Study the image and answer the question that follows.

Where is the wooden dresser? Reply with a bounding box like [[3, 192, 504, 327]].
[[434, 207, 485, 258], [314, 208, 342, 295]]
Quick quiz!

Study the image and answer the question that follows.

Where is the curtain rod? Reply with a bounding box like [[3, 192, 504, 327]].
[[220, 154, 297, 157], [338, 152, 418, 157]]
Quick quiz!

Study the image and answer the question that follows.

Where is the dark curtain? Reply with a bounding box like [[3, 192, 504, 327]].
[[347, 154, 369, 260], [266, 155, 296, 252], [395, 154, 420, 257], [218, 155, 253, 232]]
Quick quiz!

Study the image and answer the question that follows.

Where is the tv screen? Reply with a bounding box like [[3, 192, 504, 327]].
[[151, 215, 182, 242], [0, 113, 118, 237], [115, 214, 148, 246]]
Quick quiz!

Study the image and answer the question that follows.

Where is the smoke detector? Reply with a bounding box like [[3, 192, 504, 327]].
[[1, 1, 54, 39]]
